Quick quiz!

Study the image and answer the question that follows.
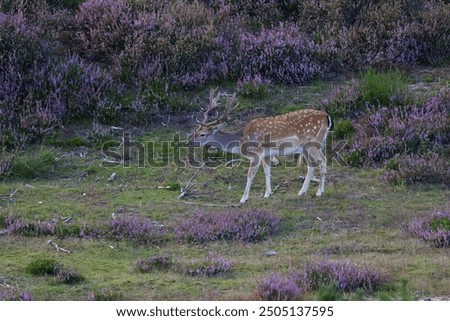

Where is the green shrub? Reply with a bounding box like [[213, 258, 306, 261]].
[[359, 69, 409, 106], [25, 258, 57, 276], [11, 148, 56, 179], [333, 119, 355, 140], [429, 217, 450, 232]]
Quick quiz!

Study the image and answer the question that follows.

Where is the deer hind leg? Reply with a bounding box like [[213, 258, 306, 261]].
[[299, 143, 326, 197], [298, 165, 315, 196], [262, 156, 272, 198], [316, 160, 326, 197], [240, 158, 261, 204]]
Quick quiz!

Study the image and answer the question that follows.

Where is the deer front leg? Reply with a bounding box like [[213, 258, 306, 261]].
[[316, 161, 326, 197], [240, 160, 261, 204], [262, 156, 272, 198], [298, 166, 315, 196]]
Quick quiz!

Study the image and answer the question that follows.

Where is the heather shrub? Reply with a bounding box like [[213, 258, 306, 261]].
[[208, 0, 292, 28], [25, 257, 57, 276], [237, 23, 336, 85], [256, 271, 302, 301], [180, 253, 232, 277], [237, 75, 270, 99], [321, 79, 361, 118], [337, 1, 422, 70], [0, 0, 49, 15], [148, 1, 217, 88], [134, 255, 172, 273], [75, 0, 134, 63], [302, 258, 384, 293], [409, 209, 450, 247], [6, 215, 56, 236], [45, 0, 85, 10], [0, 13, 63, 148], [109, 215, 166, 244], [0, 289, 34, 301], [359, 69, 410, 106], [348, 89, 449, 167], [57, 54, 115, 120], [176, 209, 281, 243], [416, 1, 450, 65], [55, 266, 85, 284], [382, 153, 450, 186]]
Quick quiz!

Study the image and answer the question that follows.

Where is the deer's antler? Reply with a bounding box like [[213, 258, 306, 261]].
[[195, 89, 238, 127]]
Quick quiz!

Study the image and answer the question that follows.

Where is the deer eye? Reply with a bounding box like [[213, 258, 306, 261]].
[[199, 133, 206, 138]]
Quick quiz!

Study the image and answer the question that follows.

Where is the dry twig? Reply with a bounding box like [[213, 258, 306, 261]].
[[47, 240, 71, 254], [178, 163, 204, 199]]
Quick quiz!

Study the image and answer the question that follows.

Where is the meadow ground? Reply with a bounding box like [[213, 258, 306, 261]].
[[0, 67, 449, 301]]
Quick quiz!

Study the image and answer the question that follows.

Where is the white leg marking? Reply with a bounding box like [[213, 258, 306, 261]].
[[316, 162, 326, 197], [263, 157, 271, 198], [240, 161, 261, 204], [299, 166, 315, 196]]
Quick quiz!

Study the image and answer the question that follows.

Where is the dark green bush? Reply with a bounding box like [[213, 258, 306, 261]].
[[333, 119, 355, 140], [11, 148, 56, 179], [25, 258, 57, 276]]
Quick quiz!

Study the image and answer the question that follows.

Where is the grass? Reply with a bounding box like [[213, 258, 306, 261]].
[[359, 69, 410, 106], [0, 67, 449, 300]]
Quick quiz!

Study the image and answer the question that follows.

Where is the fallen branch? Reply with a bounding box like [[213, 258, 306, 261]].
[[178, 163, 204, 199], [0, 189, 18, 201], [272, 181, 289, 195], [47, 240, 71, 254], [299, 175, 320, 183]]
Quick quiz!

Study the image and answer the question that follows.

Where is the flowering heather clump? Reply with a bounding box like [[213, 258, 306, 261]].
[[237, 23, 335, 84], [55, 267, 85, 284], [382, 153, 450, 186], [0, 289, 34, 301], [134, 255, 172, 273], [75, 0, 134, 63], [57, 54, 114, 119], [237, 75, 270, 99], [6, 215, 55, 237], [348, 89, 450, 167], [181, 253, 232, 277], [409, 209, 450, 248], [256, 271, 302, 301], [176, 209, 281, 243], [302, 258, 384, 293], [109, 215, 165, 244]]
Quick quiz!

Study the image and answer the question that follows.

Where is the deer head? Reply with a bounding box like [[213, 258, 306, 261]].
[[187, 88, 239, 148]]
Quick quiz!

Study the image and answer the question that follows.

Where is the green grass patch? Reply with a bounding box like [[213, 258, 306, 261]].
[[359, 69, 409, 106], [11, 148, 56, 179]]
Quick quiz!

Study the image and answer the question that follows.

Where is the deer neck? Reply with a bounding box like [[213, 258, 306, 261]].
[[209, 127, 244, 154]]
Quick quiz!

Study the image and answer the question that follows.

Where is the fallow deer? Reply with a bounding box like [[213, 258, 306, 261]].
[[187, 88, 333, 204]]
